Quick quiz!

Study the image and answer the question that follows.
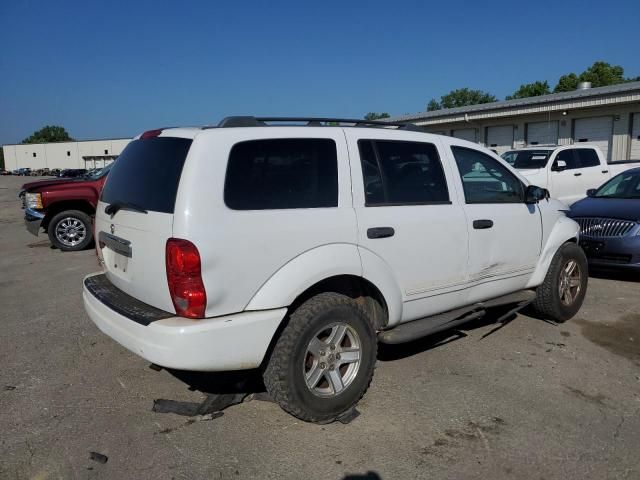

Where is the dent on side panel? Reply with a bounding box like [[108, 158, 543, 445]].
[[526, 215, 579, 288], [357, 247, 403, 326], [245, 243, 363, 311]]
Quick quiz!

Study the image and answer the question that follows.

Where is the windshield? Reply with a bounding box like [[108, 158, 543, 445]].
[[100, 137, 192, 214], [505, 150, 553, 169], [84, 163, 113, 180], [594, 170, 640, 199]]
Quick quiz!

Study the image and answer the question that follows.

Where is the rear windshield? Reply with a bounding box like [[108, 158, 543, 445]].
[[510, 150, 553, 169], [101, 137, 192, 214]]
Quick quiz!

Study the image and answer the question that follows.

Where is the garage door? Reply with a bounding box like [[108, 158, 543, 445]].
[[486, 126, 514, 155], [452, 128, 477, 142], [574, 116, 613, 161], [630, 113, 640, 160], [526, 121, 559, 146]]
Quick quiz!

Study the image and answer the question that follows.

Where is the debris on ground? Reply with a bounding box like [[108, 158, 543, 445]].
[[89, 451, 108, 464], [153, 393, 249, 417]]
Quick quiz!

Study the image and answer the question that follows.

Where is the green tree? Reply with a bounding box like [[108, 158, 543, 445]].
[[364, 112, 390, 120], [553, 73, 579, 92], [426, 99, 441, 111], [21, 125, 74, 144], [506, 80, 550, 100], [427, 88, 497, 111], [553, 61, 635, 92], [578, 61, 626, 87]]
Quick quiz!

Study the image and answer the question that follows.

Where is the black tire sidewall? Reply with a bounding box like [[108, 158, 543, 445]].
[[549, 244, 588, 320], [286, 302, 376, 421], [48, 210, 93, 251]]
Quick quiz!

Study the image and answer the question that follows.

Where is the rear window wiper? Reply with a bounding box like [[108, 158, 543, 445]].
[[104, 201, 148, 216]]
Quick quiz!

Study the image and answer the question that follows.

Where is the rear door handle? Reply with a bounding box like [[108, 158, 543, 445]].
[[601, 170, 609, 174], [367, 227, 395, 239], [574, 172, 582, 176], [473, 219, 493, 229]]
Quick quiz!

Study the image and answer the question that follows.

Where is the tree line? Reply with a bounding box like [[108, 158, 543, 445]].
[[365, 61, 638, 120]]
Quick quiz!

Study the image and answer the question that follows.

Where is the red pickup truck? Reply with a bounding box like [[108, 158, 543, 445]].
[[20, 165, 112, 251]]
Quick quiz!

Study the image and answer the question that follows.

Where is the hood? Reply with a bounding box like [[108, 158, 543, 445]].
[[22, 176, 90, 192], [569, 197, 640, 222]]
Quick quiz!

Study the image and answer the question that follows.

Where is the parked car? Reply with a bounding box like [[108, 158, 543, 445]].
[[19, 164, 112, 251], [50, 168, 61, 177], [502, 146, 638, 205], [57, 168, 88, 178], [569, 167, 640, 271], [0, 169, 11, 176], [17, 168, 32, 176], [83, 117, 587, 424]]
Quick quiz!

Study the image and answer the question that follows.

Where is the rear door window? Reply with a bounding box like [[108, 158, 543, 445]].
[[224, 138, 338, 210], [575, 148, 600, 167], [101, 137, 192, 214], [358, 140, 450, 205]]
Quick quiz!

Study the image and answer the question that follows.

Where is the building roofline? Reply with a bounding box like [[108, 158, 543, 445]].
[[387, 81, 640, 123], [2, 137, 132, 147]]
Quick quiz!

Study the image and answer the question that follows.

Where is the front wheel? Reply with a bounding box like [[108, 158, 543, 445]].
[[263, 292, 377, 423], [47, 210, 94, 251], [530, 243, 588, 323]]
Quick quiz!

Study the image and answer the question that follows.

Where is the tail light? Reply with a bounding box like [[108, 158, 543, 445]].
[[166, 238, 207, 319]]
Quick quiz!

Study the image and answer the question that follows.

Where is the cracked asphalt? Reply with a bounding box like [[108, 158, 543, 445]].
[[1, 176, 639, 479]]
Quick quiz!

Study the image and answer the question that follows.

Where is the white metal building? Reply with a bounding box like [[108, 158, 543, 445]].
[[2, 138, 131, 171], [389, 81, 640, 161]]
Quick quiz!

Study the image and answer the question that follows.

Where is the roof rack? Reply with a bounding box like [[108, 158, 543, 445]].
[[216, 116, 423, 132]]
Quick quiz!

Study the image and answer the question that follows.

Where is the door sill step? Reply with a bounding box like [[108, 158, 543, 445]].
[[378, 289, 536, 344]]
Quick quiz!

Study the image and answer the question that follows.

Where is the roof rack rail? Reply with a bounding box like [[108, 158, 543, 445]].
[[216, 116, 423, 132]]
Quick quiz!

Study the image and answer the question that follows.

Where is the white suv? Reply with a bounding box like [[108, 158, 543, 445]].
[[83, 117, 588, 423]]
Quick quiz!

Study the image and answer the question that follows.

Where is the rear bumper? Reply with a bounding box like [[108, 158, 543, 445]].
[[83, 273, 286, 371], [24, 208, 45, 236]]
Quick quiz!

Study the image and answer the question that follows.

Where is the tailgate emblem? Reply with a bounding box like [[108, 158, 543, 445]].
[[110, 224, 115, 234]]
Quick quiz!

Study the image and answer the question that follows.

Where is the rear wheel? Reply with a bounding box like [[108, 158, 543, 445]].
[[47, 210, 93, 251], [263, 292, 377, 423], [530, 243, 588, 323]]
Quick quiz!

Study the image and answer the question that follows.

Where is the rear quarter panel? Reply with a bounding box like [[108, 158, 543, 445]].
[[172, 127, 359, 318]]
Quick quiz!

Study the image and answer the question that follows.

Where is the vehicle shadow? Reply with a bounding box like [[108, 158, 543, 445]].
[[162, 306, 525, 400], [589, 268, 640, 283], [377, 305, 518, 362], [165, 367, 266, 396]]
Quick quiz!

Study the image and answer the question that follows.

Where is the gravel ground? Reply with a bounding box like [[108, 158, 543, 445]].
[[1, 175, 639, 480]]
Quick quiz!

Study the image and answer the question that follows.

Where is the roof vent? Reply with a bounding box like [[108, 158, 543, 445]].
[[577, 81, 592, 90]]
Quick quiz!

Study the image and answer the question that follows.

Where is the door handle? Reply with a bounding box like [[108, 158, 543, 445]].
[[574, 172, 582, 177], [473, 219, 493, 229], [367, 227, 395, 239], [601, 170, 609, 174]]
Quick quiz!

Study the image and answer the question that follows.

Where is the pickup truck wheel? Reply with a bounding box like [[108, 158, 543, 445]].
[[531, 243, 588, 323], [263, 292, 377, 424], [48, 210, 93, 252]]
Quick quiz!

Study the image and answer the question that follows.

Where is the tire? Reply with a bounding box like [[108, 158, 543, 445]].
[[263, 292, 377, 424], [530, 242, 588, 323], [47, 210, 94, 252]]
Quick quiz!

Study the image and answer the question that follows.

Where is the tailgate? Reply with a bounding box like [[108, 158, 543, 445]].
[[96, 135, 193, 313], [96, 205, 175, 312]]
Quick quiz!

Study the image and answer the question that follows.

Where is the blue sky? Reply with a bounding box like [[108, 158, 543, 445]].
[[1, 0, 638, 145]]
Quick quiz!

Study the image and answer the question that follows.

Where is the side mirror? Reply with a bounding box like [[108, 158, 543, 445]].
[[525, 185, 549, 204], [551, 160, 567, 172], [586, 188, 597, 197]]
